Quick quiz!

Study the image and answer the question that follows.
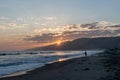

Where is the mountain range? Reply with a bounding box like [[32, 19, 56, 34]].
[[29, 36, 120, 51]]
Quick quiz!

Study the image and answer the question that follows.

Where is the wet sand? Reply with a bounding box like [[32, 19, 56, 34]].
[[1, 49, 120, 80]]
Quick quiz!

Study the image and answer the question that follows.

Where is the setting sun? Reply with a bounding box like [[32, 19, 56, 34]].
[[56, 41, 62, 45]]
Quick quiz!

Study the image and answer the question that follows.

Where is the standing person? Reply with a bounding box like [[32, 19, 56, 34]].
[[85, 51, 87, 56]]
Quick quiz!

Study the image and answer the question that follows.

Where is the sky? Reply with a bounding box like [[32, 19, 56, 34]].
[[0, 0, 120, 51]]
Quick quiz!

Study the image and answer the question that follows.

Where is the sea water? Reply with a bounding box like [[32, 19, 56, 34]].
[[0, 50, 103, 77]]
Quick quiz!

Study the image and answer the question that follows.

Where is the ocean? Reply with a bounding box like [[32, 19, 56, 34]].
[[0, 50, 103, 77]]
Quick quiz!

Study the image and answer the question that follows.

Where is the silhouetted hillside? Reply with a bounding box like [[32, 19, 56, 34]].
[[29, 36, 120, 50]]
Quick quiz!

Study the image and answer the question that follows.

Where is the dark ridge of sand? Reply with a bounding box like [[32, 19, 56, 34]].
[[1, 49, 120, 80]]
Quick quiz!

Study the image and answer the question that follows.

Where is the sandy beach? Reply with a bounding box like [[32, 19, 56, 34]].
[[0, 49, 120, 80]]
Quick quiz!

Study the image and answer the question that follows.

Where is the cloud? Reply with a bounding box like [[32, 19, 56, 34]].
[[24, 21, 120, 43], [1, 23, 28, 30], [24, 33, 59, 43], [0, 16, 9, 20], [109, 25, 120, 28], [24, 30, 112, 43], [80, 21, 115, 30], [41, 23, 47, 26], [0, 25, 6, 30], [8, 22, 28, 29], [24, 29, 113, 43], [0, 16, 31, 30], [43, 17, 56, 20]]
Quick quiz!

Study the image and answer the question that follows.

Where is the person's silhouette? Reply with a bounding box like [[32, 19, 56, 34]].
[[85, 51, 87, 56]]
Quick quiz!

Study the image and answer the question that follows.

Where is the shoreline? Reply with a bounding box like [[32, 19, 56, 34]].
[[0, 70, 27, 78], [0, 56, 85, 78], [0, 50, 102, 78], [1, 49, 120, 80]]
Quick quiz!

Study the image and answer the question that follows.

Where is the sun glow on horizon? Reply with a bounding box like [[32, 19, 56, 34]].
[[56, 41, 62, 45]]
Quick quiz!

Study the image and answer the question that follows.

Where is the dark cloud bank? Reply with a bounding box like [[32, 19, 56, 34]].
[[24, 21, 120, 43]]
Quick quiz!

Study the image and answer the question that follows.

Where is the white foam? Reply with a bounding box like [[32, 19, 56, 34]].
[[0, 50, 103, 77], [0, 63, 45, 76]]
